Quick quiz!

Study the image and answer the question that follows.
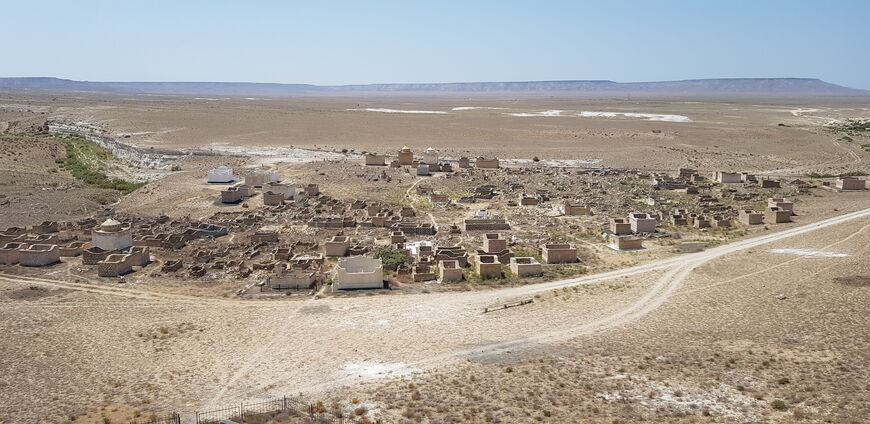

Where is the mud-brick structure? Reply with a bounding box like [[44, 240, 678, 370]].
[[711, 216, 732, 228], [475, 255, 502, 279], [97, 254, 133, 277], [458, 157, 471, 168], [221, 187, 242, 203], [127, 246, 151, 266], [207, 166, 234, 183], [765, 207, 792, 223], [333, 256, 384, 292], [541, 243, 577, 264], [509, 257, 543, 277], [767, 198, 794, 212], [244, 169, 280, 187], [739, 210, 764, 225], [676, 168, 698, 179], [305, 184, 320, 197], [251, 232, 279, 243], [91, 219, 133, 251], [324, 236, 351, 257], [482, 233, 508, 253], [610, 218, 632, 235], [629, 213, 657, 234], [670, 214, 689, 226], [265, 182, 298, 199], [391, 222, 436, 235], [270, 265, 317, 290], [32, 221, 60, 234], [758, 178, 781, 188], [59, 241, 89, 257], [714, 171, 742, 183], [398, 146, 414, 166], [0, 242, 27, 264], [464, 210, 511, 231], [693, 216, 712, 229], [82, 247, 111, 265], [161, 260, 183, 273], [0, 233, 26, 245], [96, 247, 150, 277], [18, 244, 60, 267], [519, 195, 539, 206], [272, 247, 292, 261], [439, 260, 464, 282], [560, 201, 592, 216], [263, 191, 285, 206], [435, 246, 469, 268], [370, 213, 389, 227], [609, 236, 643, 251], [412, 264, 436, 282], [475, 157, 499, 169], [365, 153, 386, 166], [836, 176, 866, 190], [23, 233, 60, 245]]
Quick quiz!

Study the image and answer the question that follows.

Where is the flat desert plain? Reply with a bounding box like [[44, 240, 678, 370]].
[[3, 92, 869, 173]]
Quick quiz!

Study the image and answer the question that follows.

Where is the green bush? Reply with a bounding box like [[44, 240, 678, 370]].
[[372, 248, 411, 266], [770, 400, 787, 410], [60, 138, 144, 193]]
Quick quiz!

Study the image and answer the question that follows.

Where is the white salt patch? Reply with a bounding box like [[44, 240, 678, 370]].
[[578, 111, 618, 118], [347, 108, 448, 114], [199, 143, 362, 163], [505, 110, 567, 117], [579, 111, 691, 122], [790, 108, 819, 116], [503, 158, 601, 167], [506, 110, 690, 122], [769, 248, 848, 258], [341, 361, 418, 381], [451, 106, 507, 111]]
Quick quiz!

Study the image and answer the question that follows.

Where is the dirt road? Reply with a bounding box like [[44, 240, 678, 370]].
[[2, 207, 868, 416]]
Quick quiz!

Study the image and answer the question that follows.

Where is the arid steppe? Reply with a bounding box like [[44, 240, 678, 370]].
[[0, 92, 868, 424]]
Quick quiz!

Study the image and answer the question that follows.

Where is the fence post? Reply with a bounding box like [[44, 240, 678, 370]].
[[283, 395, 287, 411]]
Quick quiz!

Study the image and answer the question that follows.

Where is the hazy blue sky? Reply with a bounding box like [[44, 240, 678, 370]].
[[4, 0, 869, 88]]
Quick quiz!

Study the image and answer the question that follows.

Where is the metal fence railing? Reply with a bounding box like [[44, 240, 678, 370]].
[[192, 395, 370, 424], [143, 413, 181, 424], [140, 395, 376, 424]]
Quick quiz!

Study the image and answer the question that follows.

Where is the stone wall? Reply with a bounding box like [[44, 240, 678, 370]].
[[18, 244, 61, 267]]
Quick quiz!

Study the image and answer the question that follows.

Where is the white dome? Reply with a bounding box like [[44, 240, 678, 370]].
[[101, 218, 121, 228]]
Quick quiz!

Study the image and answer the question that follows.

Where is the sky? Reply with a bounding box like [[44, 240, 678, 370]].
[[3, 0, 869, 89]]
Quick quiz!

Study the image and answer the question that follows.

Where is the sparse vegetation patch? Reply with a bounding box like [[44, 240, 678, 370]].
[[56, 136, 145, 193]]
